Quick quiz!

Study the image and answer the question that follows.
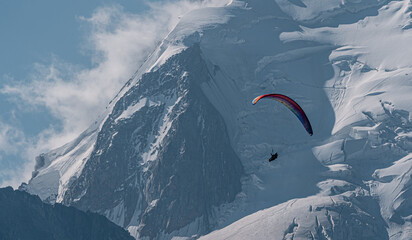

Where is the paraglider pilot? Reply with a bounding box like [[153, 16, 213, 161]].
[[269, 150, 278, 162]]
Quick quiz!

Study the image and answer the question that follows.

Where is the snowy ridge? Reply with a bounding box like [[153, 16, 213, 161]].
[[108, 2, 232, 113], [23, 125, 98, 203]]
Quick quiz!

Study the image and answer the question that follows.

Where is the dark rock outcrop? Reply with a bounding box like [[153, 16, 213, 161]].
[[0, 187, 133, 240]]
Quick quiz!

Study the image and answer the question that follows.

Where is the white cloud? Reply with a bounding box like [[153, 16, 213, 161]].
[[0, 121, 26, 155], [0, 121, 34, 188], [0, 0, 228, 188]]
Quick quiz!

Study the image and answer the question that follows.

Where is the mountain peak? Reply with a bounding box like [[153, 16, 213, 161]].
[[25, 0, 412, 239]]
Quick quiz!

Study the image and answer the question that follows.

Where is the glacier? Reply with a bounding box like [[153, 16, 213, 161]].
[[22, 0, 412, 239]]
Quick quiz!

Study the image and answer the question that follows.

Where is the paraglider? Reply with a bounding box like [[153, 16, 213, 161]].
[[268, 151, 278, 162], [252, 94, 313, 136]]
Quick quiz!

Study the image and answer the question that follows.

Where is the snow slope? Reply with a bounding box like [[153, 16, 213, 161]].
[[199, 0, 412, 239], [24, 0, 412, 239], [22, 124, 99, 203]]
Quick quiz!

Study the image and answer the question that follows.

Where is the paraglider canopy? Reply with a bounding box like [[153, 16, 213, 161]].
[[252, 94, 313, 136]]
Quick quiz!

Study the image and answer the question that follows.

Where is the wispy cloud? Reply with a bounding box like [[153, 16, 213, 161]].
[[0, 122, 26, 155], [0, 0, 227, 188], [0, 121, 33, 188]]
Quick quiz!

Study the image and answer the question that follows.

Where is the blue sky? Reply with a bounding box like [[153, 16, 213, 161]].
[[0, 0, 150, 80], [0, 0, 149, 133], [0, 0, 204, 187]]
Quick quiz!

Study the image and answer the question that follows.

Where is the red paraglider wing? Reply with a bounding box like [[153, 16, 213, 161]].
[[252, 94, 313, 136]]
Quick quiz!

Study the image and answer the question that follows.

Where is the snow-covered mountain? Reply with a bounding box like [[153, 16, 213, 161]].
[[23, 0, 412, 239]]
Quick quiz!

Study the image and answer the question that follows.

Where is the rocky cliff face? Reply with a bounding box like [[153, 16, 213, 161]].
[[0, 187, 133, 240], [61, 45, 243, 239]]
